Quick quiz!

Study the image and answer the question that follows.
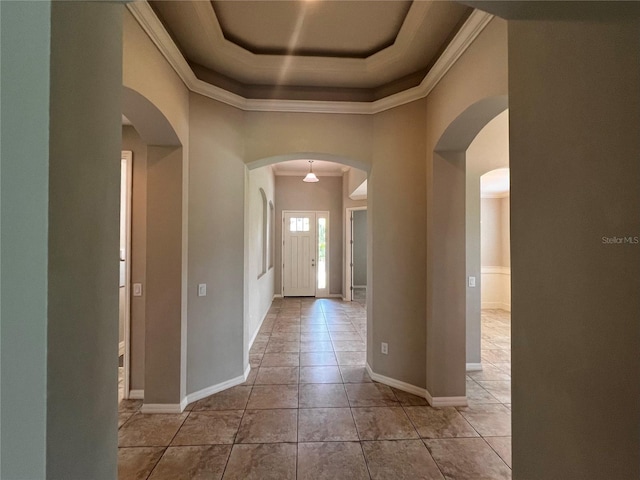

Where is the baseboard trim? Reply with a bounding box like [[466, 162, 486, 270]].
[[327, 294, 344, 298], [119, 341, 125, 357], [366, 364, 427, 399], [425, 390, 468, 407], [129, 389, 144, 400], [466, 363, 483, 372], [185, 368, 249, 405], [140, 402, 185, 414], [273, 294, 283, 299], [353, 285, 367, 289], [248, 309, 270, 350]]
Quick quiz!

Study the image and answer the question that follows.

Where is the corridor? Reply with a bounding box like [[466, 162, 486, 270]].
[[118, 300, 511, 479]]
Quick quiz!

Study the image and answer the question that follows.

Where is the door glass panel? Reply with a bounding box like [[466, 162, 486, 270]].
[[317, 218, 326, 289], [290, 217, 311, 232]]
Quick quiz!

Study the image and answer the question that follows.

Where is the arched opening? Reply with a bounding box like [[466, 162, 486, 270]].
[[245, 152, 371, 380], [121, 86, 185, 412], [427, 96, 509, 406], [465, 111, 510, 373]]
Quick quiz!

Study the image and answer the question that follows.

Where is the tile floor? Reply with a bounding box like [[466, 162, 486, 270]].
[[118, 299, 512, 479]]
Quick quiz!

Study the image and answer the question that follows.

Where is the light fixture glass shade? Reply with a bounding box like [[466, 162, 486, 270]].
[[303, 160, 319, 182]]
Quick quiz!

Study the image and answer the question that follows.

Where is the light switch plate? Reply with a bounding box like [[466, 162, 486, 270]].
[[198, 284, 207, 296], [133, 283, 143, 297], [468, 276, 476, 288]]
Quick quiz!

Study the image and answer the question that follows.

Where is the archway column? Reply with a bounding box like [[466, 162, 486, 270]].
[[426, 151, 467, 403], [142, 146, 185, 410], [506, 11, 640, 479]]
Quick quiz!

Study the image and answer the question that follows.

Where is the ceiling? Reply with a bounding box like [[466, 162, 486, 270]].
[[148, 0, 472, 102]]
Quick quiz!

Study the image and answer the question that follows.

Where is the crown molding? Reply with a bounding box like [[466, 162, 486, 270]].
[[126, 2, 493, 115]]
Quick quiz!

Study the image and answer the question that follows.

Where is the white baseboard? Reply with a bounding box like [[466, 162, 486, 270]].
[[248, 309, 270, 350], [327, 294, 344, 298], [466, 363, 483, 372], [425, 389, 468, 407], [366, 364, 428, 399], [273, 294, 283, 299], [353, 285, 367, 289], [129, 389, 144, 400], [140, 401, 186, 414], [185, 366, 250, 405], [119, 341, 125, 357]]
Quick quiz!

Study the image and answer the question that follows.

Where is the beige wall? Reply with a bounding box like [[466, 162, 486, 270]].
[[369, 99, 428, 387], [247, 166, 276, 346], [480, 195, 510, 270], [244, 111, 372, 170], [122, 125, 148, 391], [275, 176, 344, 296], [187, 93, 246, 395], [352, 210, 367, 286], [509, 16, 640, 479], [481, 197, 503, 266], [481, 196, 511, 311], [500, 196, 510, 269]]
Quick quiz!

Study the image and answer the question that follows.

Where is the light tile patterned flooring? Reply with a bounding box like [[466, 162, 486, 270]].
[[118, 300, 512, 479]]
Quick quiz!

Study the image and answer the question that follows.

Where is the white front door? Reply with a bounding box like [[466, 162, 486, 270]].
[[283, 211, 316, 296]]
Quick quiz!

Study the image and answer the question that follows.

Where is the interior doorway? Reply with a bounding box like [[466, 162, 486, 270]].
[[345, 207, 367, 302], [480, 168, 511, 313], [282, 210, 329, 297], [119, 151, 133, 401]]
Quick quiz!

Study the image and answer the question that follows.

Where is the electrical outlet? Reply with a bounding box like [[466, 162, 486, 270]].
[[468, 276, 476, 288], [381, 342, 388, 355], [198, 284, 207, 297]]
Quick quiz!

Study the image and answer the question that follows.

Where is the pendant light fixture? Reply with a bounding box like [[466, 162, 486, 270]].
[[303, 160, 319, 183]]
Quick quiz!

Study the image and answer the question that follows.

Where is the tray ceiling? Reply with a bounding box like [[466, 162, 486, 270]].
[[148, 0, 472, 102]]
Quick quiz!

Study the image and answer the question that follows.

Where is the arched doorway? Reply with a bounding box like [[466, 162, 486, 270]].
[[121, 87, 186, 412], [427, 95, 508, 405], [245, 153, 371, 371]]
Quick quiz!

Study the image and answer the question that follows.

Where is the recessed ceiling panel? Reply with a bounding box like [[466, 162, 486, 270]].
[[212, 0, 412, 58], [148, 0, 473, 101]]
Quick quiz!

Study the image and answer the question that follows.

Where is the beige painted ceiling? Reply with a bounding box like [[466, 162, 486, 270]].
[[149, 0, 472, 101]]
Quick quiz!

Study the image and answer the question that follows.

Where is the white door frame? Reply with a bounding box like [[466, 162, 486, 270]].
[[121, 151, 133, 399], [281, 210, 330, 297], [345, 206, 367, 302]]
